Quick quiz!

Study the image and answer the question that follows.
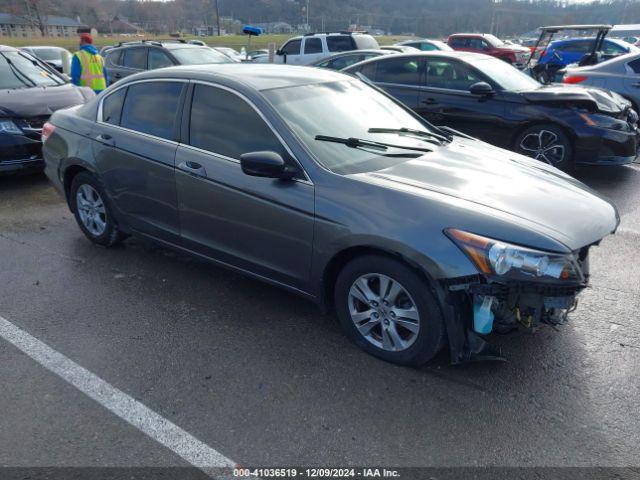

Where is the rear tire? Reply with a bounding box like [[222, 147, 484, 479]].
[[514, 124, 574, 171], [334, 255, 445, 366], [70, 172, 126, 247]]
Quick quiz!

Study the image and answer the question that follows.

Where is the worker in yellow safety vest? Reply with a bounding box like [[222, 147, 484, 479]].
[[70, 33, 108, 94]]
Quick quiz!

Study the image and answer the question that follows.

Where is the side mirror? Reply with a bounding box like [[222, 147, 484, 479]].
[[240, 151, 295, 179], [469, 81, 494, 96], [275, 49, 283, 56]]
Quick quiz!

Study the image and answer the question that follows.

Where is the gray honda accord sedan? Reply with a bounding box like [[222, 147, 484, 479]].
[[42, 64, 618, 365]]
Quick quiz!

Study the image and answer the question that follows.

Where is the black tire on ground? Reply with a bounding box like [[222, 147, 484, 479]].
[[334, 254, 445, 366], [70, 171, 127, 247], [514, 123, 574, 171]]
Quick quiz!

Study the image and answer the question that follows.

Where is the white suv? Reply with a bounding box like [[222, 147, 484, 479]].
[[256, 32, 379, 65]]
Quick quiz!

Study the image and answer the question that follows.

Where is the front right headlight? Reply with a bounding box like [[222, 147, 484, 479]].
[[446, 228, 584, 284], [0, 119, 23, 135]]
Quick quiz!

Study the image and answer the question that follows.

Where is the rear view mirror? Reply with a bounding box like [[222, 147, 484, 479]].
[[240, 151, 295, 179], [469, 81, 494, 96]]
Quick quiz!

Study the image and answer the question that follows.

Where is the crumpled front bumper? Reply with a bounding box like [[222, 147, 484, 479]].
[[437, 247, 591, 364]]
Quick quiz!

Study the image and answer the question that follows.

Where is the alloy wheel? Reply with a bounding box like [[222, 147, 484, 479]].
[[518, 129, 566, 165], [348, 273, 420, 352], [76, 184, 107, 237]]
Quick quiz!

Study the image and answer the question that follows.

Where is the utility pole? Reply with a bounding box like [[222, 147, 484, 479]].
[[214, 0, 221, 36], [306, 0, 309, 29]]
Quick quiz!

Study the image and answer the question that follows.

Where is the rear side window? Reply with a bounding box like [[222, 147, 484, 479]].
[[102, 87, 127, 125], [304, 38, 323, 54], [327, 36, 355, 52], [120, 82, 183, 139], [148, 49, 173, 69], [281, 39, 301, 55], [374, 58, 422, 85], [123, 48, 146, 69], [189, 84, 284, 159]]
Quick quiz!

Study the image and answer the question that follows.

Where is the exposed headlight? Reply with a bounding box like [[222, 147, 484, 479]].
[[446, 228, 583, 283], [579, 112, 629, 130], [0, 119, 23, 135]]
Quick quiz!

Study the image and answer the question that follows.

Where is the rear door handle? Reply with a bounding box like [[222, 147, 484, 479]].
[[113, 73, 122, 79], [95, 133, 115, 147], [422, 98, 438, 105], [632, 82, 640, 88], [178, 161, 207, 177]]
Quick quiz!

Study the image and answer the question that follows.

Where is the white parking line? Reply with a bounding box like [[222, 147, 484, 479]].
[[0, 314, 236, 476]]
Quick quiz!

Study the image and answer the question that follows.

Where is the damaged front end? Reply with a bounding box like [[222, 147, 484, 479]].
[[439, 228, 592, 364]]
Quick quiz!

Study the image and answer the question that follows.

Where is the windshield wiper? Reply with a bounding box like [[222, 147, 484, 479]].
[[315, 135, 433, 156], [368, 127, 450, 145], [436, 125, 477, 140], [2, 56, 36, 87]]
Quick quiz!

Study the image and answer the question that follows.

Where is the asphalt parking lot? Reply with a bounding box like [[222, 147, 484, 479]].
[[1, 165, 640, 476]]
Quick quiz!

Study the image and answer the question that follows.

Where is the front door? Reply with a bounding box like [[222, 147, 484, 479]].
[[175, 83, 315, 291], [92, 80, 186, 243], [416, 58, 507, 146]]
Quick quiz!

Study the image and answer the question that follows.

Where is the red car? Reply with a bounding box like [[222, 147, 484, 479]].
[[447, 33, 530, 68]]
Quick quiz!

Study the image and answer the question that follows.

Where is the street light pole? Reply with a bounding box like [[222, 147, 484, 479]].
[[306, 0, 309, 30]]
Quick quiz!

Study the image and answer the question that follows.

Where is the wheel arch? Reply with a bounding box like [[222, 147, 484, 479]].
[[320, 245, 440, 314], [62, 163, 93, 212]]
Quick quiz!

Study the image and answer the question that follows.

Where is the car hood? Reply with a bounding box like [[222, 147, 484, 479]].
[[0, 83, 90, 119], [520, 84, 628, 113], [498, 45, 530, 53], [351, 138, 618, 251]]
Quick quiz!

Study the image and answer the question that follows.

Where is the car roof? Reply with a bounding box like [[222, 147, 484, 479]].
[[119, 63, 351, 91], [111, 41, 207, 51], [552, 37, 626, 45], [342, 51, 492, 70]]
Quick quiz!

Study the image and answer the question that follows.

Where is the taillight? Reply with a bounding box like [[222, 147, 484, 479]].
[[42, 122, 55, 142], [563, 75, 588, 84]]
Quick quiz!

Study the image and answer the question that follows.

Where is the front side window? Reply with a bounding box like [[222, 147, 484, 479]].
[[102, 87, 127, 125], [327, 36, 355, 52], [281, 39, 301, 55], [120, 82, 183, 139], [375, 58, 422, 85], [426, 59, 485, 91], [189, 84, 285, 160], [148, 49, 173, 69], [123, 48, 146, 69], [602, 41, 627, 55], [304, 38, 323, 54]]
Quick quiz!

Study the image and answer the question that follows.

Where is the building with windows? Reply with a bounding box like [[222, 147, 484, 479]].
[[0, 13, 87, 38]]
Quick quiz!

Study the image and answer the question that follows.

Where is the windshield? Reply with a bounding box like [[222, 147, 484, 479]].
[[0, 51, 65, 89], [469, 56, 540, 91], [263, 80, 437, 173], [32, 48, 64, 61], [170, 47, 232, 65], [484, 34, 505, 47]]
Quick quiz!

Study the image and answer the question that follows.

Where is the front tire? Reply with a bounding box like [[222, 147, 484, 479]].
[[334, 255, 445, 366], [70, 172, 126, 247], [514, 124, 574, 171]]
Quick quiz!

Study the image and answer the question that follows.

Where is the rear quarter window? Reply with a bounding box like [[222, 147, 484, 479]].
[[102, 87, 127, 125], [327, 36, 356, 52]]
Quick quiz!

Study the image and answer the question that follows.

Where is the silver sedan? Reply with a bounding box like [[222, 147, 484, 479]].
[[562, 52, 640, 111]]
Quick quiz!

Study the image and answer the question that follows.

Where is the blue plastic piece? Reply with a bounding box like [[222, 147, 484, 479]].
[[243, 25, 263, 36], [473, 295, 495, 335]]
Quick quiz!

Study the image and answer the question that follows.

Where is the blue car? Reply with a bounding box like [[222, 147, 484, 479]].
[[539, 37, 639, 68]]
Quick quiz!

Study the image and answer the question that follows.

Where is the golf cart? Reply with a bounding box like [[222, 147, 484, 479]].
[[526, 24, 612, 84]]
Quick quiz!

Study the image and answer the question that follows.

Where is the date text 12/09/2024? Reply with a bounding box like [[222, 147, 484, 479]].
[[233, 468, 400, 478]]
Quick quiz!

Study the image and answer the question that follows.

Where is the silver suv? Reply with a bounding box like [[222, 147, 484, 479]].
[[257, 32, 379, 65]]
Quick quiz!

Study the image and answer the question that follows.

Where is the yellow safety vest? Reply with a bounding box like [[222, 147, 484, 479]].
[[75, 49, 107, 92]]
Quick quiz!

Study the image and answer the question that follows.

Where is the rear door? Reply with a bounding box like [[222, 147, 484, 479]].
[[174, 83, 315, 291], [110, 46, 147, 82], [623, 58, 640, 100], [416, 57, 508, 144], [92, 80, 186, 243], [301, 37, 324, 65], [366, 56, 424, 108]]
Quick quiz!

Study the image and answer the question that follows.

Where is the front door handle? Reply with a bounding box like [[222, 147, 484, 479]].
[[632, 82, 640, 88], [95, 133, 115, 147], [422, 98, 438, 105], [178, 161, 207, 177]]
